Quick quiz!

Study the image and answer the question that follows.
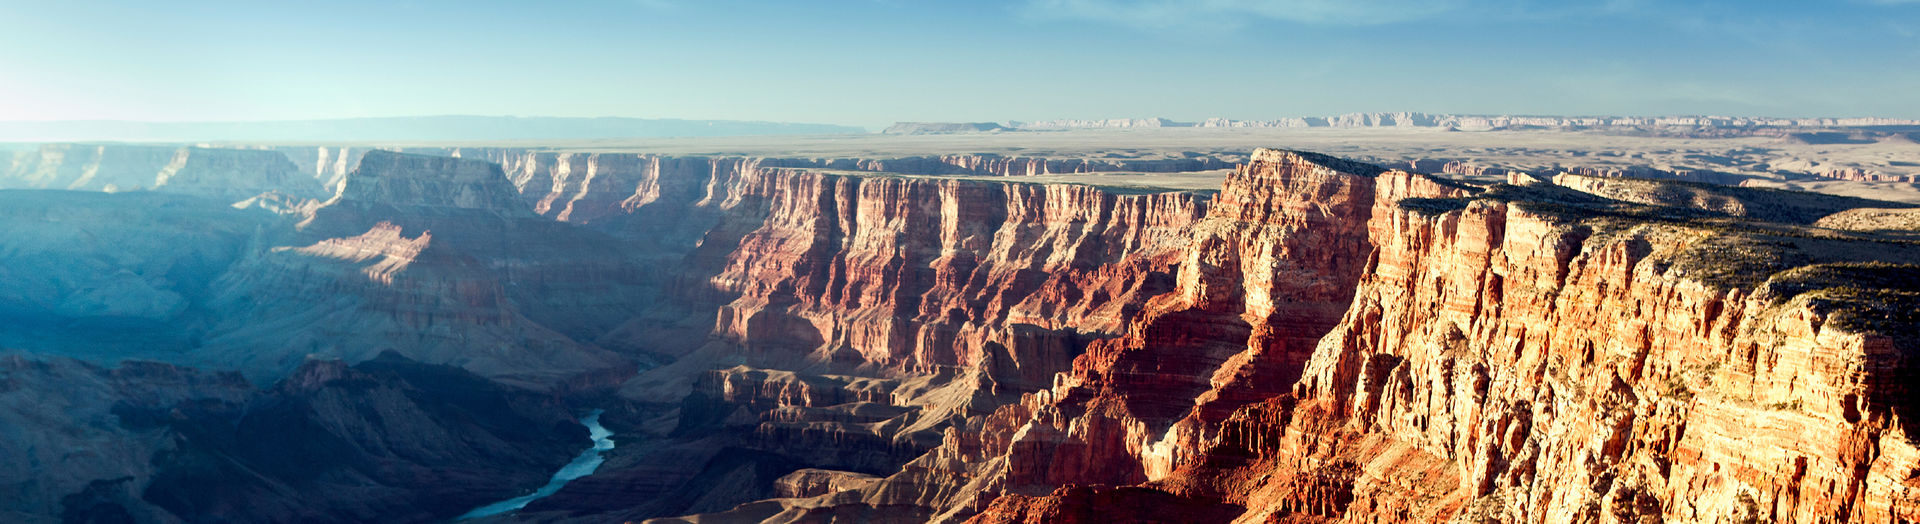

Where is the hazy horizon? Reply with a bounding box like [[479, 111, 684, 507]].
[[4, 0, 1918, 128]]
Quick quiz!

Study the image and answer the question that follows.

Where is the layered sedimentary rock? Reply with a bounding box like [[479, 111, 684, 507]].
[[154, 147, 325, 200], [1152, 189, 1920, 523], [960, 154, 1920, 523], [268, 145, 374, 194], [195, 151, 644, 387], [646, 150, 1451, 523], [1, 143, 176, 191], [2, 144, 325, 201], [689, 168, 1206, 380], [764, 155, 1238, 177], [7, 141, 1920, 523], [474, 150, 1228, 227], [660, 149, 1918, 524]]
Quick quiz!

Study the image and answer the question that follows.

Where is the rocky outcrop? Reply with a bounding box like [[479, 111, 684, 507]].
[[1, 143, 176, 191], [153, 147, 325, 201], [321, 150, 528, 215], [774, 469, 880, 498], [969, 484, 1241, 524], [1814, 166, 1920, 184], [2, 144, 325, 201], [196, 151, 643, 387], [1555, 164, 1751, 186], [1552, 173, 1916, 224], [1816, 208, 1920, 235]]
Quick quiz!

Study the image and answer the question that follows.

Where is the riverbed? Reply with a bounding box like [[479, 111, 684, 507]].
[[456, 409, 615, 520]]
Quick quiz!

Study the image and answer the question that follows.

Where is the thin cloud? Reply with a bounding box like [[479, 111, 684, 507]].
[[1022, 0, 1467, 28]]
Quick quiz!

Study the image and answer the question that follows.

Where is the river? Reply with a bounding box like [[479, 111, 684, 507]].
[[455, 409, 615, 520]]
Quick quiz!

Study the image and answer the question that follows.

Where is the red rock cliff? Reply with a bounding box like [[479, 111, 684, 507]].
[[688, 168, 1205, 384], [720, 149, 1920, 524], [974, 156, 1920, 523]]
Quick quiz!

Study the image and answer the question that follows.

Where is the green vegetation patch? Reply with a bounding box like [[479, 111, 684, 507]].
[[1671, 235, 1814, 289], [1399, 197, 1473, 216], [1763, 262, 1920, 340]]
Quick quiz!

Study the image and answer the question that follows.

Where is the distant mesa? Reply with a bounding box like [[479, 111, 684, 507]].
[[890, 113, 1920, 134], [1017, 117, 1180, 129], [882, 122, 1010, 135]]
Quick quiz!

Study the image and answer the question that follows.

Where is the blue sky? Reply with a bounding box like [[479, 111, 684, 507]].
[[1, 0, 1916, 127]]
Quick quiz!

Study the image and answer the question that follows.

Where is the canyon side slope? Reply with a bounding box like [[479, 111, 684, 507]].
[[0, 143, 1916, 523]]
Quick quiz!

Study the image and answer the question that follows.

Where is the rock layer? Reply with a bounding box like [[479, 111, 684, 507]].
[[962, 153, 1920, 523], [3, 144, 324, 200]]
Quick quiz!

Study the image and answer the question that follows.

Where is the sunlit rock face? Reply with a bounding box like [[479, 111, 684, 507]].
[[687, 150, 1918, 524], [955, 153, 1920, 524]]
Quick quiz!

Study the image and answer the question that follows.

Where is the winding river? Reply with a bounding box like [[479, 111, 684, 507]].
[[456, 409, 615, 520]]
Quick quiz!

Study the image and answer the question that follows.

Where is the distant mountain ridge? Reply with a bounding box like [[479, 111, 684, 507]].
[[893, 113, 1920, 133], [0, 116, 866, 142]]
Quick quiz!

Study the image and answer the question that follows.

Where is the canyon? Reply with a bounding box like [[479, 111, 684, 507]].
[[2, 136, 1917, 523]]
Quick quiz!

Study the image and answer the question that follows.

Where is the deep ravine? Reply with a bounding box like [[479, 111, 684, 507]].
[[457, 409, 616, 520]]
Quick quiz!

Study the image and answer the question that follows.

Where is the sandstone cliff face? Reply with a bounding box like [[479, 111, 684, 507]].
[[1155, 188, 1920, 523], [970, 158, 1920, 523], [998, 151, 1406, 492], [760, 155, 1237, 177], [690, 168, 1205, 382], [720, 149, 1918, 524]]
